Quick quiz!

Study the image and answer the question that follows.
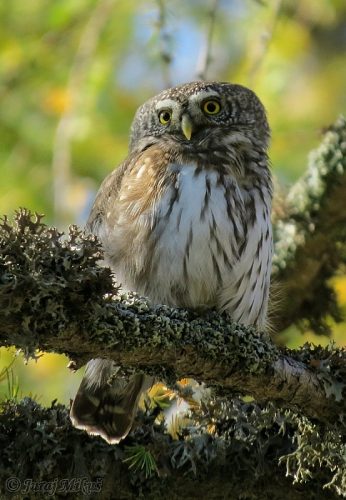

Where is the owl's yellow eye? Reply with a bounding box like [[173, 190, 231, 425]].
[[159, 109, 172, 125], [203, 100, 221, 115]]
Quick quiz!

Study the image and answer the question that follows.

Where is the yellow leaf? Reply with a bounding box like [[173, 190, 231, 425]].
[[42, 87, 72, 115], [332, 275, 346, 305]]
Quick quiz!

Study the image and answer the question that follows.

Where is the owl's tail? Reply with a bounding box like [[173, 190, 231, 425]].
[[70, 359, 153, 444]]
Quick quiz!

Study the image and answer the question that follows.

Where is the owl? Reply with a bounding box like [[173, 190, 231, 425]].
[[70, 81, 273, 444]]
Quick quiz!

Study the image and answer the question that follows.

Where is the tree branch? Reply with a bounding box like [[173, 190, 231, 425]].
[[154, 0, 173, 88], [195, 0, 219, 81], [247, 0, 283, 86], [273, 116, 346, 333], [0, 210, 345, 427], [0, 398, 343, 499]]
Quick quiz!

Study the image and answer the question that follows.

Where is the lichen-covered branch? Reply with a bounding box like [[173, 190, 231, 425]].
[[0, 397, 344, 499], [273, 116, 346, 333], [0, 210, 346, 427]]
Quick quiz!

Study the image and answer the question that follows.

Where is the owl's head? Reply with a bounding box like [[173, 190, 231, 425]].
[[129, 81, 270, 154]]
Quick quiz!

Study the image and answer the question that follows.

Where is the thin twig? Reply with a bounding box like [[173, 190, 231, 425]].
[[155, 0, 173, 88], [247, 0, 283, 87], [195, 0, 219, 81], [51, 0, 116, 228]]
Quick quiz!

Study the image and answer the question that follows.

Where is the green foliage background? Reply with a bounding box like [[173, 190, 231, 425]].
[[0, 0, 345, 405]]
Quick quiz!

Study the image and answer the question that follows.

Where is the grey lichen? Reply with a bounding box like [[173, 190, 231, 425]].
[[279, 411, 346, 497], [272, 116, 346, 333], [273, 115, 346, 275], [0, 397, 343, 499], [0, 209, 115, 358], [289, 342, 346, 403]]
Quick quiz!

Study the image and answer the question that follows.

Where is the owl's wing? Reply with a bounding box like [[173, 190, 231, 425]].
[[86, 152, 137, 236], [72, 150, 155, 444]]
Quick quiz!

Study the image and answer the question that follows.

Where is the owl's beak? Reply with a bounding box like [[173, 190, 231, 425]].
[[181, 114, 193, 141]]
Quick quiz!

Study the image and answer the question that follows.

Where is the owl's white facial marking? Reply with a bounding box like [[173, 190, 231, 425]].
[[155, 99, 177, 110], [187, 90, 221, 120], [155, 99, 181, 122]]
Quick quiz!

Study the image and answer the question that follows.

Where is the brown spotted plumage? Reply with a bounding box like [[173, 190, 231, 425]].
[[70, 81, 273, 444]]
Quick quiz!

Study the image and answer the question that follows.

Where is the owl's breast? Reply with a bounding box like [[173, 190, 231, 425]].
[[134, 162, 247, 308], [101, 156, 272, 326]]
